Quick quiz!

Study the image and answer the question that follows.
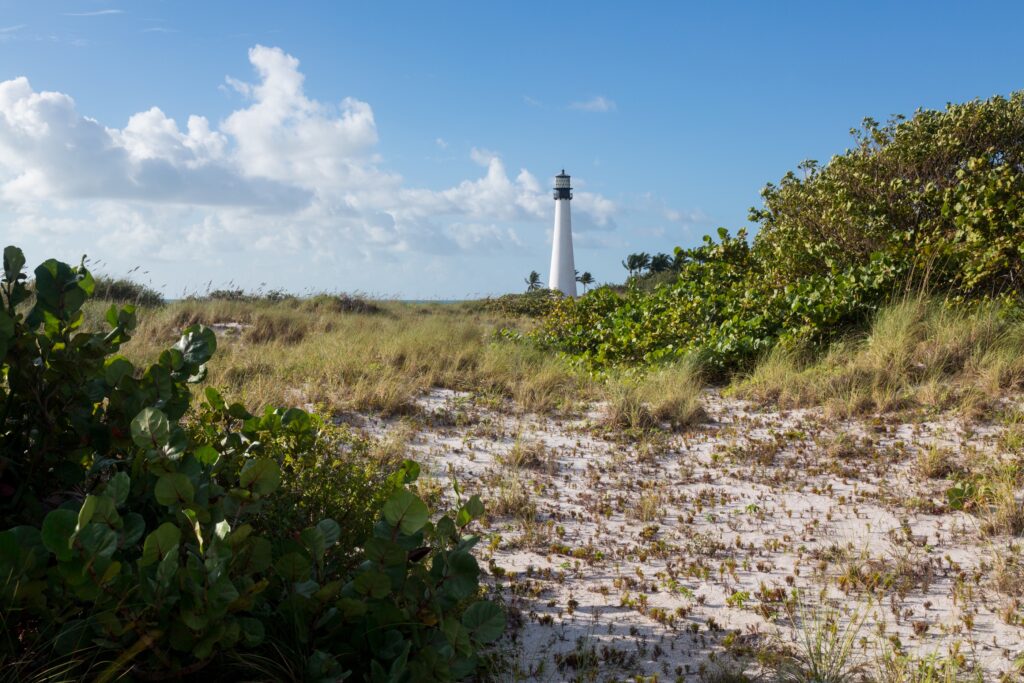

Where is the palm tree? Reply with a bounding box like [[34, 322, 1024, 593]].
[[576, 271, 595, 292], [649, 252, 673, 273], [621, 252, 651, 278], [524, 270, 543, 292]]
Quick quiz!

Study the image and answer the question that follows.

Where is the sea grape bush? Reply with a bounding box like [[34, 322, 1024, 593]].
[[0, 246, 502, 681], [752, 92, 1024, 292], [538, 229, 900, 374], [539, 93, 1024, 372]]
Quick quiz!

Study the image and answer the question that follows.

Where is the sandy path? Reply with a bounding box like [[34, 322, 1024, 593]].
[[364, 389, 1024, 681]]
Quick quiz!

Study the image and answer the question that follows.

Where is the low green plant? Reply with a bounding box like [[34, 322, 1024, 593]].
[[0, 245, 503, 681], [873, 645, 984, 683]]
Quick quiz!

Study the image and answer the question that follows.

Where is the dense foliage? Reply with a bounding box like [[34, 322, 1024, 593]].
[[92, 275, 166, 307], [539, 92, 1024, 372], [478, 289, 563, 318], [0, 247, 501, 681]]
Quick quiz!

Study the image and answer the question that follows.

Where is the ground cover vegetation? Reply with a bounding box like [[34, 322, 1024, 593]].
[[537, 92, 1024, 375], [0, 247, 503, 681]]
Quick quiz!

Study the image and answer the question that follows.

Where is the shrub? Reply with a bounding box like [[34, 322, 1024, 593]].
[[752, 93, 1024, 295], [0, 246, 502, 680], [92, 274, 165, 307], [479, 289, 562, 318], [538, 92, 1024, 375], [302, 293, 383, 315]]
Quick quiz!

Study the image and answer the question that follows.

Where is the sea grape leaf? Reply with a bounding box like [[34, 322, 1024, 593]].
[[382, 490, 429, 535], [461, 600, 505, 644], [155, 473, 195, 507], [141, 523, 181, 567], [240, 458, 281, 496], [41, 509, 77, 562], [131, 407, 170, 449]]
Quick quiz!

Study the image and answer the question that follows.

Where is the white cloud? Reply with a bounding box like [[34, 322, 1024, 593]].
[[0, 76, 304, 208], [0, 45, 621, 293], [569, 96, 616, 112], [435, 137, 448, 149], [469, 147, 499, 166], [0, 24, 25, 33]]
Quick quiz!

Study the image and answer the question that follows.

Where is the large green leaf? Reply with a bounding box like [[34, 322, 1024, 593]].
[[41, 509, 78, 561], [131, 407, 170, 449], [353, 569, 391, 599], [275, 552, 312, 582], [239, 458, 281, 495], [443, 551, 479, 600], [174, 325, 217, 367], [382, 490, 429, 535], [456, 495, 485, 527], [3, 245, 25, 282], [316, 518, 340, 547], [76, 524, 119, 559], [194, 445, 219, 466], [299, 527, 326, 562], [104, 357, 134, 387], [105, 472, 131, 507], [461, 601, 505, 644], [155, 473, 195, 507], [140, 522, 181, 567]]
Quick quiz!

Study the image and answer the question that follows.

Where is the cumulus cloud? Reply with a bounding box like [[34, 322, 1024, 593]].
[[569, 96, 616, 112], [0, 45, 620, 291]]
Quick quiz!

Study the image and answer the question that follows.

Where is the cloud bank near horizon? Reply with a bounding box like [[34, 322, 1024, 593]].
[[0, 45, 620, 291]]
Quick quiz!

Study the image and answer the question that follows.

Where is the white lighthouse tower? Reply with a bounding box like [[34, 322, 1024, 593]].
[[548, 170, 577, 296]]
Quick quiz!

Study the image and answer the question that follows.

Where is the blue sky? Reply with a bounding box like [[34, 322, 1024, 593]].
[[1, 2, 1022, 298]]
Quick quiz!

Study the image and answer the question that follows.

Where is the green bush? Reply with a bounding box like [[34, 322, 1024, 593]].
[[752, 92, 1024, 293], [302, 293, 383, 315], [92, 275, 165, 307], [539, 92, 1024, 373], [0, 246, 502, 681], [478, 289, 562, 318]]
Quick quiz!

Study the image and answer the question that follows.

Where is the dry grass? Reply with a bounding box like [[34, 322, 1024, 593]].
[[734, 298, 1024, 419], [979, 472, 1024, 537], [499, 437, 556, 475], [96, 298, 592, 416], [915, 445, 957, 480], [602, 358, 705, 432]]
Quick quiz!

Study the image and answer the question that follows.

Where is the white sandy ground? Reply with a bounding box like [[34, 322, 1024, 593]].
[[355, 389, 1024, 682]]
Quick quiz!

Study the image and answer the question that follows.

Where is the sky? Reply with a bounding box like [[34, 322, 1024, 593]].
[[1, 2, 1022, 299]]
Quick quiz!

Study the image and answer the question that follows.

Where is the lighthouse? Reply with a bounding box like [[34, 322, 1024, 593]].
[[548, 170, 577, 296]]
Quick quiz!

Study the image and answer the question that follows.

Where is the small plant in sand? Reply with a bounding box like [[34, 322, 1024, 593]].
[[872, 643, 984, 683], [916, 445, 958, 480], [771, 599, 866, 683], [499, 437, 556, 475]]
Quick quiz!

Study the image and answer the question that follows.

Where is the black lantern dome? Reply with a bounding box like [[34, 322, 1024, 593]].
[[553, 170, 572, 200]]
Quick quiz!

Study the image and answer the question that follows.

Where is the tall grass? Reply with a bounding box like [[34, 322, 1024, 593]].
[[602, 358, 705, 431], [96, 298, 593, 416], [734, 298, 1024, 419]]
